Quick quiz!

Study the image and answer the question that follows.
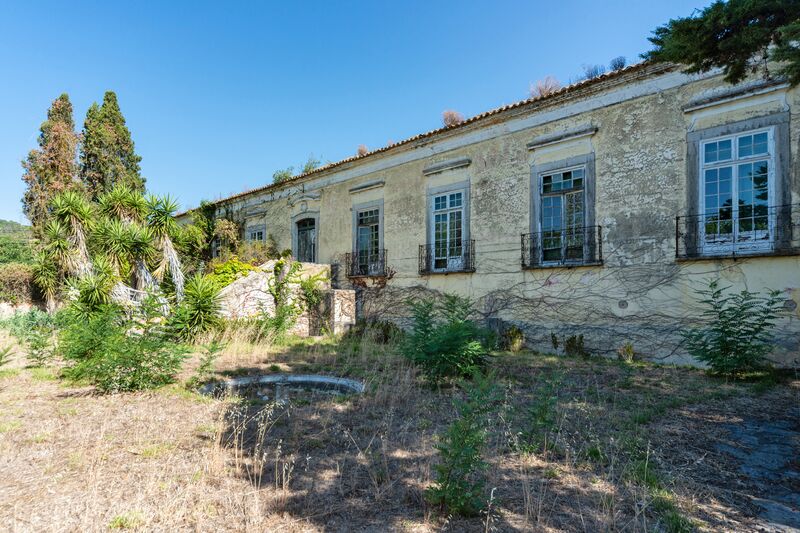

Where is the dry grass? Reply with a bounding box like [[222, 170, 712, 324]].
[[0, 327, 797, 532]]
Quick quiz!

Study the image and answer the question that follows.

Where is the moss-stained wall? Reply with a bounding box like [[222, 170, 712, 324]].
[[194, 65, 800, 366]]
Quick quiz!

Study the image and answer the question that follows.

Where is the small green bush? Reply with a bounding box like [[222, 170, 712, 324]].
[[426, 372, 500, 516], [617, 342, 638, 363], [170, 275, 222, 341], [0, 263, 34, 304], [26, 326, 55, 366], [501, 324, 525, 352], [343, 319, 403, 344], [402, 294, 491, 384], [514, 372, 562, 453], [257, 258, 304, 342], [186, 341, 225, 389], [0, 309, 55, 341], [0, 345, 14, 368], [0, 235, 33, 264], [564, 334, 586, 357], [206, 256, 258, 288], [60, 303, 188, 393], [683, 279, 784, 376]]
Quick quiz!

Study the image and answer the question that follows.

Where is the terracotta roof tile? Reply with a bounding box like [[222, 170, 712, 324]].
[[180, 61, 675, 214]]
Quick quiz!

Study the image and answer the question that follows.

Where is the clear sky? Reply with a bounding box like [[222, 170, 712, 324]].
[[0, 0, 710, 223]]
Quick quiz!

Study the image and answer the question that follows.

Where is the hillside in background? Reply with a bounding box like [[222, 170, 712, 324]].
[[0, 219, 33, 264]]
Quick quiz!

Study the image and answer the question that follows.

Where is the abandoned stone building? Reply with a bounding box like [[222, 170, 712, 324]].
[[179, 62, 800, 366]]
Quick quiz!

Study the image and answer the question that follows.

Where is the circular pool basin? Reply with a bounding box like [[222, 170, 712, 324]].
[[200, 373, 365, 403]]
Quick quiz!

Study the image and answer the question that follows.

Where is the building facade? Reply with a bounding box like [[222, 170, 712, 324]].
[[184, 63, 800, 366]]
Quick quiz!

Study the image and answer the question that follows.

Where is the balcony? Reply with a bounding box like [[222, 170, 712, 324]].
[[675, 204, 798, 260], [521, 225, 603, 268], [345, 249, 388, 278], [419, 239, 476, 275]]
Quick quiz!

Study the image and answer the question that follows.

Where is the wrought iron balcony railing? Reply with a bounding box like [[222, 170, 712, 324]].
[[675, 204, 798, 259], [521, 225, 602, 268], [419, 239, 476, 274], [345, 249, 388, 277]]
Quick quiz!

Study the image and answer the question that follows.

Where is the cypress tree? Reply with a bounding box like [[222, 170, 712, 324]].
[[21, 93, 81, 235], [80, 91, 145, 198]]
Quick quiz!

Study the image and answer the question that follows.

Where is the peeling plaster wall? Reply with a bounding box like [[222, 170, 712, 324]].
[[198, 67, 800, 367]]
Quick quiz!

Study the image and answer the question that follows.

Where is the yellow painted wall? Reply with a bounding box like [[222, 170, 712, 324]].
[[201, 67, 800, 366]]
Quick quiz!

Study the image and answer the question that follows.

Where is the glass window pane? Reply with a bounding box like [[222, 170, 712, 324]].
[[718, 139, 732, 160], [704, 142, 717, 163], [752, 132, 768, 155]]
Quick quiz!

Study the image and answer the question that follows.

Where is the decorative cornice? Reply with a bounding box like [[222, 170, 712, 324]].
[[683, 78, 789, 113], [422, 157, 472, 176], [348, 179, 385, 193], [527, 124, 597, 151]]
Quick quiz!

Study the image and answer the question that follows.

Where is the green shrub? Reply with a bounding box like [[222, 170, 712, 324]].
[[170, 275, 222, 341], [0, 309, 55, 341], [343, 319, 403, 344], [426, 372, 500, 516], [564, 334, 587, 357], [26, 326, 55, 366], [0, 263, 34, 304], [207, 256, 258, 288], [683, 279, 783, 376], [60, 303, 188, 393], [514, 373, 562, 453], [402, 294, 490, 384], [0, 345, 14, 368], [617, 342, 638, 363], [186, 341, 225, 389], [0, 235, 33, 264], [256, 258, 303, 342], [501, 324, 525, 352]]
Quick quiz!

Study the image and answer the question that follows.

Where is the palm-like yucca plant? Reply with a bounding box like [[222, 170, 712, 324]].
[[68, 255, 119, 317], [50, 191, 94, 277], [97, 184, 147, 223], [42, 219, 78, 275], [94, 218, 158, 293], [146, 194, 185, 301], [32, 250, 59, 312]]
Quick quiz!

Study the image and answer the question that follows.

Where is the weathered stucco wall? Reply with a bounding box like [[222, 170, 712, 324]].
[[193, 65, 800, 367]]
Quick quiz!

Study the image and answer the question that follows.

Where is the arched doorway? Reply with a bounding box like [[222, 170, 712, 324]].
[[296, 218, 316, 262]]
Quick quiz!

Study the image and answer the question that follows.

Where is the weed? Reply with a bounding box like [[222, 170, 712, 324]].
[[514, 372, 562, 453], [0, 420, 21, 433], [617, 342, 637, 363], [108, 512, 144, 530], [402, 294, 491, 384], [683, 279, 783, 376], [0, 344, 13, 367], [426, 372, 500, 516], [29, 366, 57, 381], [564, 334, 586, 357]]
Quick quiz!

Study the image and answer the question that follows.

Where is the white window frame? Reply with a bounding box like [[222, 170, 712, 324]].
[[698, 127, 776, 255], [537, 163, 587, 265], [428, 184, 469, 273]]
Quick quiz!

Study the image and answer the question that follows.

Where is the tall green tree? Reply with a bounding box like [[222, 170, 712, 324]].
[[80, 91, 145, 198], [21, 94, 81, 235], [645, 1, 800, 86]]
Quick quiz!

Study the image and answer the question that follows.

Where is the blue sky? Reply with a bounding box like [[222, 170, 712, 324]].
[[0, 0, 710, 223]]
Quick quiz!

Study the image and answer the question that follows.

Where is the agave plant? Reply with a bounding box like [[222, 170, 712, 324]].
[[171, 274, 222, 340], [146, 194, 185, 301]]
